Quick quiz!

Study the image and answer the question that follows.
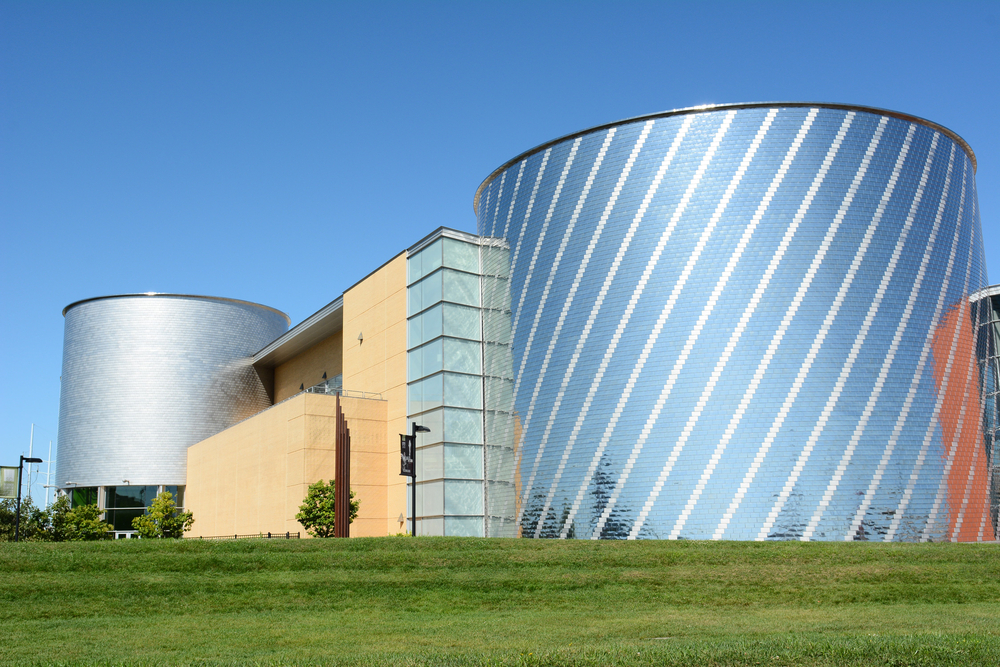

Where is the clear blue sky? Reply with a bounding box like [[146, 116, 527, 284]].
[[2, 1, 997, 503]]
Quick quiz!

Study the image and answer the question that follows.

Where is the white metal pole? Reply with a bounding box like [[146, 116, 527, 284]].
[[45, 441, 53, 508], [27, 424, 34, 500]]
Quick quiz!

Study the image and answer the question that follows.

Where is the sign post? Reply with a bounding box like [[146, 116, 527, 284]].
[[401, 424, 429, 536], [0, 467, 17, 499]]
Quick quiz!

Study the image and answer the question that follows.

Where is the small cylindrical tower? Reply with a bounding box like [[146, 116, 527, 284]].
[[57, 294, 289, 494]]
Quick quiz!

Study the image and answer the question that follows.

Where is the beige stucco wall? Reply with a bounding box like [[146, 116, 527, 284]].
[[342, 252, 409, 535], [273, 330, 343, 403], [185, 392, 389, 538]]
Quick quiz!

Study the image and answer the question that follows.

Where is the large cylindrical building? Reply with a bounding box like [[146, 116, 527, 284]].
[[475, 103, 992, 541], [57, 294, 289, 527]]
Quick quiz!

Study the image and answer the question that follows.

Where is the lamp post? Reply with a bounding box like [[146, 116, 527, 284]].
[[15, 456, 44, 543], [411, 423, 430, 537]]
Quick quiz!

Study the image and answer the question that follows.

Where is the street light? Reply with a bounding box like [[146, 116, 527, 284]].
[[15, 456, 43, 543], [411, 423, 430, 537]]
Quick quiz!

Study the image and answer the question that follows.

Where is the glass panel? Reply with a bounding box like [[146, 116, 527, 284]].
[[167, 486, 184, 508], [418, 445, 444, 481], [423, 304, 442, 343], [422, 338, 443, 378], [407, 316, 421, 350], [418, 481, 444, 516], [421, 239, 442, 279], [418, 517, 444, 537], [443, 372, 482, 409], [444, 408, 483, 444], [421, 270, 442, 310], [443, 238, 479, 273], [108, 508, 144, 532], [407, 304, 443, 349], [407, 347, 422, 382], [445, 516, 484, 537], [106, 485, 158, 509], [407, 379, 422, 415], [422, 375, 443, 412], [443, 269, 480, 307], [445, 480, 483, 515], [407, 282, 422, 317], [444, 444, 483, 479], [71, 487, 98, 507], [409, 410, 443, 446], [407, 253, 422, 285], [443, 338, 481, 375], [443, 303, 480, 340]]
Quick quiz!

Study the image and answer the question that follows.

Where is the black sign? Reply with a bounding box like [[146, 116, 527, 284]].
[[400, 434, 415, 477]]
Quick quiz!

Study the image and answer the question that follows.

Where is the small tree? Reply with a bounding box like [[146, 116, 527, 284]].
[[0, 496, 51, 542], [68, 502, 114, 541], [46, 494, 113, 541], [296, 479, 359, 538], [131, 491, 194, 538]]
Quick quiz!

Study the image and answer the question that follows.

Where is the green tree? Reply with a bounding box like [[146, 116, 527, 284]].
[[67, 502, 114, 541], [131, 491, 194, 538], [47, 494, 113, 541], [0, 496, 51, 542], [296, 479, 359, 538]]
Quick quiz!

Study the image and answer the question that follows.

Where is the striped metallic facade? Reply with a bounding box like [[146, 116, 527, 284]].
[[475, 104, 992, 541], [57, 295, 289, 488]]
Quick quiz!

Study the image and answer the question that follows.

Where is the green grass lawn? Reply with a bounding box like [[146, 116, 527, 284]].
[[1, 537, 998, 666]]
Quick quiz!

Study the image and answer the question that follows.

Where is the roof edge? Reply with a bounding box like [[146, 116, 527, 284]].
[[473, 102, 977, 215], [62, 293, 290, 323]]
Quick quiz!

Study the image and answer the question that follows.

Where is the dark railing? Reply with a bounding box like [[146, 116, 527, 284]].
[[186, 532, 301, 540]]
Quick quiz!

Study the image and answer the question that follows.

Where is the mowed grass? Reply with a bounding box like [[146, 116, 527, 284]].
[[1, 537, 998, 666]]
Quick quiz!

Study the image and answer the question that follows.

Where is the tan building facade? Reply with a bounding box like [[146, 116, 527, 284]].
[[185, 253, 410, 538]]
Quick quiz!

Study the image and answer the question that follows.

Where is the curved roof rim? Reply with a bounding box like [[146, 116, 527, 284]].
[[62, 293, 290, 324], [472, 102, 977, 215]]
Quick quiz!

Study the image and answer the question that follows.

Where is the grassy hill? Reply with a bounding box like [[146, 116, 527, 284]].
[[1, 537, 998, 666]]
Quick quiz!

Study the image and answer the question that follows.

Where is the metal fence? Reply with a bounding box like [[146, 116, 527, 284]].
[[186, 531, 301, 540]]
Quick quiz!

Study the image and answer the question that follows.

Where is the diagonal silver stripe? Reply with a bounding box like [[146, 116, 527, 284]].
[[501, 162, 526, 239], [620, 109, 813, 539], [663, 109, 843, 539], [508, 140, 582, 520], [712, 112, 866, 539], [603, 108, 808, 540], [581, 107, 768, 540], [513, 129, 617, 532], [756, 120, 911, 541], [802, 132, 941, 541], [520, 121, 655, 537], [847, 143, 956, 540], [886, 158, 969, 541], [555, 113, 711, 539], [487, 171, 507, 238], [494, 155, 548, 528]]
